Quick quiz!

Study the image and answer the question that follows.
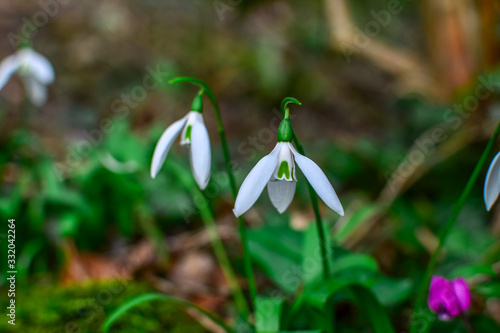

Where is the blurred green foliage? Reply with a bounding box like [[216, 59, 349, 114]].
[[0, 280, 207, 333]]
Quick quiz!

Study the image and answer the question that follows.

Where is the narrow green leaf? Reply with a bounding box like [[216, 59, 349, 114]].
[[331, 253, 378, 275], [334, 203, 382, 243], [256, 297, 284, 333], [102, 293, 234, 333]]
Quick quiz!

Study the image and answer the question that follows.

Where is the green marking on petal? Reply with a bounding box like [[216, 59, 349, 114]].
[[278, 161, 290, 179], [185, 125, 192, 141]]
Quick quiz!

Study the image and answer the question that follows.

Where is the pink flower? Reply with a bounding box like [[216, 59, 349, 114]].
[[428, 276, 471, 321]]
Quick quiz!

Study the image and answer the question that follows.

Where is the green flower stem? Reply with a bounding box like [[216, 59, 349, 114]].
[[169, 77, 257, 307], [280, 98, 330, 280], [411, 121, 500, 333], [292, 132, 330, 280], [167, 162, 249, 317]]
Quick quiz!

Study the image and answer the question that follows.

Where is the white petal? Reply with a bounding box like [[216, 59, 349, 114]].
[[19, 49, 54, 84], [190, 113, 211, 190], [290, 146, 344, 216], [267, 180, 296, 213], [150, 115, 188, 178], [0, 54, 20, 90], [233, 143, 282, 217], [484, 151, 500, 210], [22, 76, 47, 107], [273, 142, 296, 181]]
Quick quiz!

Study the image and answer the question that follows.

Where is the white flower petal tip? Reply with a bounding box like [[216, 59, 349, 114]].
[[233, 144, 281, 217], [150, 116, 188, 179], [290, 146, 344, 216], [190, 113, 211, 190], [484, 151, 500, 211]]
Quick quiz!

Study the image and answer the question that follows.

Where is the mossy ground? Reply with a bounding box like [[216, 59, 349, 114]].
[[0, 279, 209, 333]]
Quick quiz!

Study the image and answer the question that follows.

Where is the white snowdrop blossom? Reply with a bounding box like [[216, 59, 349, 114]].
[[233, 141, 344, 217], [150, 102, 211, 190], [484, 151, 500, 210], [0, 48, 54, 106]]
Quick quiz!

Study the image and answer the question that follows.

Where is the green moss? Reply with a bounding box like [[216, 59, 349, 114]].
[[0, 280, 209, 333]]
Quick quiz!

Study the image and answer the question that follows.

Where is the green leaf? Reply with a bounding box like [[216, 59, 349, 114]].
[[349, 285, 396, 333], [334, 203, 382, 243], [103, 293, 234, 333], [302, 229, 378, 285], [304, 280, 395, 333], [371, 276, 413, 306], [303, 278, 355, 308], [256, 297, 284, 333], [450, 263, 496, 279], [475, 282, 500, 297], [17, 238, 44, 278], [58, 212, 79, 237], [331, 253, 378, 275], [302, 223, 332, 284], [280, 331, 322, 333], [248, 225, 303, 293]]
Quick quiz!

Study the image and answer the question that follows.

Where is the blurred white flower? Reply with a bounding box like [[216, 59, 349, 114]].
[[0, 48, 54, 106], [484, 151, 500, 210], [233, 141, 344, 217], [150, 111, 211, 189]]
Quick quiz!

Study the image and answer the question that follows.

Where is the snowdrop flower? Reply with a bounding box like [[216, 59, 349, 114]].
[[233, 111, 344, 217], [0, 48, 54, 106], [151, 94, 211, 189], [484, 151, 500, 210], [428, 276, 471, 321]]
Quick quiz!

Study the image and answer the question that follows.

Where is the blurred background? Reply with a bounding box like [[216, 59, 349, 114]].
[[1, 0, 500, 332]]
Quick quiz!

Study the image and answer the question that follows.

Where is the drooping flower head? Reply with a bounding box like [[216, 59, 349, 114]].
[[0, 47, 54, 106], [233, 98, 343, 217], [428, 276, 471, 321], [484, 151, 500, 210], [151, 93, 211, 189]]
